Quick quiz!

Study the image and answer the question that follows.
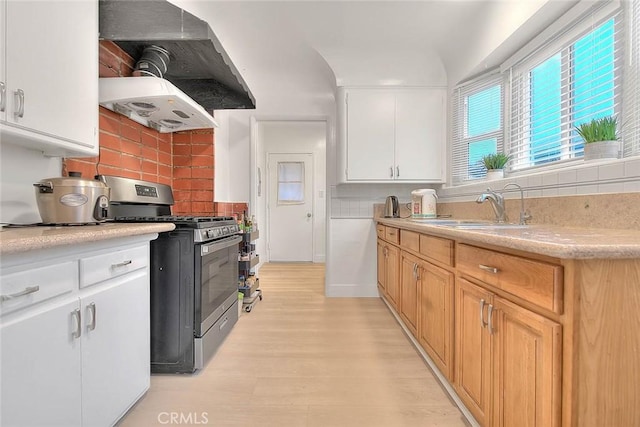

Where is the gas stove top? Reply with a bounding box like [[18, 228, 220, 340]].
[[113, 215, 235, 228]]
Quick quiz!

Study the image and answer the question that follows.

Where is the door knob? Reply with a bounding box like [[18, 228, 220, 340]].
[[307, 213, 312, 218]]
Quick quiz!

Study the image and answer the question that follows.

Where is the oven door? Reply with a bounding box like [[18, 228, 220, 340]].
[[194, 235, 242, 337]]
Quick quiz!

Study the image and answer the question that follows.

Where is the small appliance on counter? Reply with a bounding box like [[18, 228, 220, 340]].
[[411, 189, 438, 218], [33, 173, 110, 224], [384, 196, 400, 218]]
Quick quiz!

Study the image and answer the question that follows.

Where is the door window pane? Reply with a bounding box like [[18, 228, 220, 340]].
[[277, 162, 304, 204]]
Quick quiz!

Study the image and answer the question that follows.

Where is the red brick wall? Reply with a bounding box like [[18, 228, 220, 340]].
[[62, 41, 232, 216], [213, 202, 249, 219], [172, 130, 215, 215]]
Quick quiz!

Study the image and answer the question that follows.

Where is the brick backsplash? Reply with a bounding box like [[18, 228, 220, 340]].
[[62, 41, 242, 217]]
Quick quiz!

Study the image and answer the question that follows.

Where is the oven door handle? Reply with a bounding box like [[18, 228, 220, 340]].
[[201, 235, 243, 256]]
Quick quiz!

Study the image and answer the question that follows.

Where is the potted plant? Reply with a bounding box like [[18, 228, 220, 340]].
[[575, 116, 620, 161], [480, 153, 510, 180]]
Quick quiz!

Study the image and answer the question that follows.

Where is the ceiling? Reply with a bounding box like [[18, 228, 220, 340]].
[[169, 0, 578, 107]]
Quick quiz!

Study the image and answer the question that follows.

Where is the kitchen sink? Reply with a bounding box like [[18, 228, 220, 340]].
[[408, 218, 529, 229], [445, 223, 530, 229]]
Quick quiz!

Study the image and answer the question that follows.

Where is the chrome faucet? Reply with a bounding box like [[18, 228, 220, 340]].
[[476, 184, 532, 225], [502, 183, 531, 225], [476, 188, 506, 223]]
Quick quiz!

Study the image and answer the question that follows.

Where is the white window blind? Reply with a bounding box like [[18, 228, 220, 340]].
[[451, 75, 505, 184], [623, 0, 640, 157], [509, 9, 624, 171]]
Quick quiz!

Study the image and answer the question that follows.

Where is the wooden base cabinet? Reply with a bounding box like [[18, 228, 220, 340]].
[[455, 278, 562, 427], [399, 252, 420, 336], [418, 261, 454, 380], [377, 239, 399, 309]]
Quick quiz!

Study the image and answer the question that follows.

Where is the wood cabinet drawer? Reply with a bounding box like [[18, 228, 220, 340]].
[[400, 230, 420, 252], [457, 244, 563, 313], [0, 261, 77, 315], [376, 224, 385, 239], [385, 227, 399, 244], [420, 234, 454, 267], [80, 245, 148, 289]]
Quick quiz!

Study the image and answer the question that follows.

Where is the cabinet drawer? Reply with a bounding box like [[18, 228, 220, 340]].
[[457, 244, 563, 314], [385, 227, 399, 244], [0, 261, 77, 315], [80, 245, 148, 288], [376, 224, 385, 239], [420, 234, 454, 267], [400, 230, 420, 252]]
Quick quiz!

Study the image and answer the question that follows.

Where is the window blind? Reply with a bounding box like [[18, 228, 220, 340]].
[[623, 0, 640, 157], [509, 10, 624, 171], [451, 74, 504, 184]]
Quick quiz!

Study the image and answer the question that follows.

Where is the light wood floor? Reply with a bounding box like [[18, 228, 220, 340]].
[[119, 263, 467, 427]]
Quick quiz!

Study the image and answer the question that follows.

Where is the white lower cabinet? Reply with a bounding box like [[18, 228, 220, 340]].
[[0, 240, 151, 427], [1, 298, 83, 427], [81, 269, 149, 427]]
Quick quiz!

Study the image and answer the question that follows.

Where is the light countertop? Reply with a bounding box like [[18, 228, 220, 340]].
[[376, 217, 640, 259], [0, 223, 175, 255]]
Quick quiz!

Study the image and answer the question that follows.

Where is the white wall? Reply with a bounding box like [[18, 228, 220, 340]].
[[256, 120, 327, 263], [0, 142, 63, 224]]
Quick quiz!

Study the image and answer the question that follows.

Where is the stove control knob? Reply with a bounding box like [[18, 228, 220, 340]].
[[206, 229, 215, 239]]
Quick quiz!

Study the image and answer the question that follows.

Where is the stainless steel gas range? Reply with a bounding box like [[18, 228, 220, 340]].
[[101, 175, 240, 373]]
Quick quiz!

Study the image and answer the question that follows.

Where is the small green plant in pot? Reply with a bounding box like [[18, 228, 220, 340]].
[[480, 153, 510, 180], [575, 116, 620, 161]]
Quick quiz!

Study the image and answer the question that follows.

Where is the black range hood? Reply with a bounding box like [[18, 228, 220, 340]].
[[99, 0, 256, 111]]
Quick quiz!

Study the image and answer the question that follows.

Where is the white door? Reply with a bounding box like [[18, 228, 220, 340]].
[[268, 153, 313, 262]]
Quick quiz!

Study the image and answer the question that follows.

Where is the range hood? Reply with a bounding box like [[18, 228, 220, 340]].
[[99, 77, 219, 133], [99, 0, 256, 111]]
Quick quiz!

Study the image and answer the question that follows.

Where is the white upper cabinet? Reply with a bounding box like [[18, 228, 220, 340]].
[[337, 87, 446, 183], [0, 0, 98, 157]]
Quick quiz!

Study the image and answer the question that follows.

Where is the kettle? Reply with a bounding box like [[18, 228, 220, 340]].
[[411, 189, 438, 218], [384, 196, 399, 218]]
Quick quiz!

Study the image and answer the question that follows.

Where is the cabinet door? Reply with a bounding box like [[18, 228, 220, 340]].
[[345, 89, 396, 180], [385, 244, 400, 309], [377, 240, 386, 294], [395, 89, 446, 181], [418, 260, 454, 380], [455, 278, 492, 426], [0, 0, 5, 123], [399, 252, 419, 336], [81, 269, 150, 426], [1, 298, 82, 426], [492, 297, 562, 427], [5, 0, 97, 152]]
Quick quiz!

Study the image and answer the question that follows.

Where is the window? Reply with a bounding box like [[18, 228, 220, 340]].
[[277, 162, 305, 204], [451, 76, 504, 183], [510, 12, 623, 170], [623, 0, 640, 157]]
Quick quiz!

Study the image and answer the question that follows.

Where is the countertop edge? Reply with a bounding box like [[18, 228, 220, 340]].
[[376, 218, 640, 259], [0, 223, 176, 255]]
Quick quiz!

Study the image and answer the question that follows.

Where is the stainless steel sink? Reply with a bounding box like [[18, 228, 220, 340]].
[[408, 218, 493, 225]]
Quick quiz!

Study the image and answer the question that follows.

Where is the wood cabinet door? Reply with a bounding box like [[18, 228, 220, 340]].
[[81, 269, 150, 427], [455, 278, 492, 426], [345, 89, 396, 180], [377, 240, 387, 293], [491, 297, 562, 427], [385, 244, 400, 309], [399, 252, 419, 336], [1, 298, 82, 427], [394, 89, 446, 181], [418, 260, 454, 380]]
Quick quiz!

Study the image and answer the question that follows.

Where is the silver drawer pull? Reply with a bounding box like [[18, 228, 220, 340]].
[[0, 81, 6, 112], [1, 285, 40, 302], [14, 88, 24, 118], [487, 304, 495, 335], [479, 298, 487, 328], [112, 260, 132, 268], [72, 309, 82, 339], [479, 264, 499, 274], [87, 303, 97, 331]]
